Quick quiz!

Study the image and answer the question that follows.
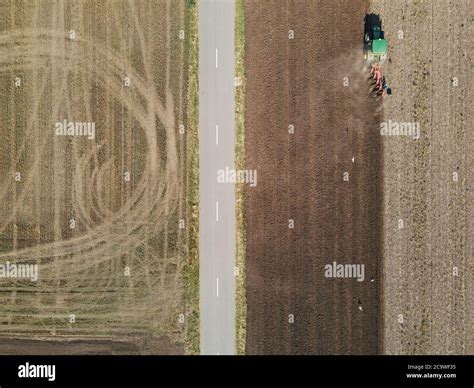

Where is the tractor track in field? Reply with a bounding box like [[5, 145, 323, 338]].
[[0, 0, 191, 354]]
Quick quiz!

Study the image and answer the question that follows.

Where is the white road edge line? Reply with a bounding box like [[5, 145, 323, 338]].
[[216, 124, 219, 145], [215, 48, 218, 68], [216, 201, 219, 221]]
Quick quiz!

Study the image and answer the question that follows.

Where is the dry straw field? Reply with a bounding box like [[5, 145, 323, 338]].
[[0, 0, 197, 354]]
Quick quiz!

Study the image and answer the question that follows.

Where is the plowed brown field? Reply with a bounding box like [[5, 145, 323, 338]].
[[244, 0, 383, 354]]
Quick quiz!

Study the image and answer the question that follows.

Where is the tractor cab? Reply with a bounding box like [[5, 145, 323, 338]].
[[364, 14, 388, 64]]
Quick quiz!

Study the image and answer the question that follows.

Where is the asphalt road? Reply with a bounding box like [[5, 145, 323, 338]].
[[199, 0, 236, 355]]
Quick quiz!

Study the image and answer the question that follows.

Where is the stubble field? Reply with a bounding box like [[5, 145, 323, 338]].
[[373, 0, 473, 355], [0, 0, 196, 354]]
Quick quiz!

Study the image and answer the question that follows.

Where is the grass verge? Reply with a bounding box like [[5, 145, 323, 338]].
[[235, 0, 246, 355], [183, 0, 199, 355]]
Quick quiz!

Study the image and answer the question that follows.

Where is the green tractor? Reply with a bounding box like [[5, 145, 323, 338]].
[[364, 14, 387, 64]]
